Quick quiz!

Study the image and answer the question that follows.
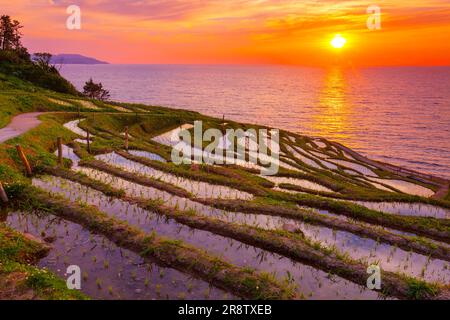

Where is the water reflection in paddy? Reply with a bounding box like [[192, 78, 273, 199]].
[[128, 150, 167, 162], [95, 152, 253, 200], [74, 165, 450, 283], [33, 175, 378, 299], [6, 211, 230, 300], [262, 176, 334, 193], [64, 119, 91, 138], [368, 178, 434, 198], [354, 201, 450, 219]]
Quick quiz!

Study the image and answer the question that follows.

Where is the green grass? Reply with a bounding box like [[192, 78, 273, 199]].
[[406, 278, 439, 299], [0, 72, 78, 128], [0, 225, 47, 263], [0, 112, 78, 184], [0, 53, 78, 95], [0, 260, 88, 300], [0, 225, 88, 300]]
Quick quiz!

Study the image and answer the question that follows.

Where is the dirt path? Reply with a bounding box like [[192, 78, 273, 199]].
[[0, 112, 44, 143], [0, 111, 149, 144]]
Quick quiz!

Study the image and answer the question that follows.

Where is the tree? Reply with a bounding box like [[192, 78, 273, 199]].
[[32, 52, 54, 72], [83, 78, 110, 101], [0, 15, 24, 51]]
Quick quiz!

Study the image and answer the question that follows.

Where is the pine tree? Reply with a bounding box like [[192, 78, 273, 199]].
[[83, 78, 111, 101], [0, 15, 24, 51]]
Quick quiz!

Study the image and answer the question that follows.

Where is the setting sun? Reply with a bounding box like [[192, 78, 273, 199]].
[[331, 34, 347, 49]]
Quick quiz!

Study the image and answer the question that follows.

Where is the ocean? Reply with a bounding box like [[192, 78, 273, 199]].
[[60, 64, 450, 179]]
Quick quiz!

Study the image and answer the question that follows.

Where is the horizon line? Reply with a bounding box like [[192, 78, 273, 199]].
[[56, 62, 450, 68]]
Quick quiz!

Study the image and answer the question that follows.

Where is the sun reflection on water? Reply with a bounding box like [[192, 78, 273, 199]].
[[310, 68, 360, 147]]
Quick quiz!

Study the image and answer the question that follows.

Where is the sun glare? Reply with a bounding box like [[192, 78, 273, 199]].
[[331, 34, 347, 49]]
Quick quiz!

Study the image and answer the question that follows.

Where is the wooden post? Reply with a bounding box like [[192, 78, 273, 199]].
[[245, 135, 249, 162], [86, 130, 91, 154], [124, 126, 129, 151], [77, 105, 81, 118], [222, 114, 226, 150], [57, 137, 63, 166], [267, 129, 272, 152], [0, 182, 8, 203], [16, 145, 32, 176]]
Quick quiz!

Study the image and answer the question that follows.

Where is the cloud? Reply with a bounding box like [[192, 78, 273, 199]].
[[6, 0, 450, 65]]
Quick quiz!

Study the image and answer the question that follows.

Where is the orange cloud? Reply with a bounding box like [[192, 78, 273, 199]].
[[1, 0, 449, 66]]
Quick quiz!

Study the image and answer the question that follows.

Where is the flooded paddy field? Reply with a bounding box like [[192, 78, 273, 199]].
[[95, 152, 253, 200], [40, 171, 450, 285], [353, 201, 450, 219], [2, 112, 449, 300], [5, 210, 231, 300], [32, 175, 380, 299]]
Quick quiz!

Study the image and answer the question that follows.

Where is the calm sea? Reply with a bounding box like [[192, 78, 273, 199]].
[[60, 64, 450, 179]]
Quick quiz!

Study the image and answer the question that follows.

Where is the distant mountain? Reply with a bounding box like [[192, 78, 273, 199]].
[[48, 54, 109, 65]]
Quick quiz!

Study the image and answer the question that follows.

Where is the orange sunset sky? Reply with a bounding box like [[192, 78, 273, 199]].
[[2, 0, 450, 66]]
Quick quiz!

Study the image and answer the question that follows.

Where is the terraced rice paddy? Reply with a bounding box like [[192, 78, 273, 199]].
[[95, 152, 253, 200], [353, 201, 450, 219], [152, 124, 194, 147], [48, 98, 72, 107], [128, 150, 167, 162], [6, 210, 230, 300], [326, 159, 378, 177], [37, 171, 450, 285], [108, 105, 133, 113], [2, 113, 449, 300], [285, 146, 323, 170], [368, 178, 435, 197], [262, 176, 334, 193], [150, 124, 304, 173], [64, 119, 92, 139], [32, 175, 383, 299], [70, 100, 101, 110]]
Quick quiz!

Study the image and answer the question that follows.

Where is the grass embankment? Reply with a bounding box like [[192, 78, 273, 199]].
[[0, 224, 87, 300], [267, 191, 450, 242], [0, 72, 97, 129], [0, 73, 72, 129], [0, 71, 138, 130], [14, 187, 296, 300], [0, 113, 79, 187], [71, 120, 450, 209], [202, 198, 450, 261]]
